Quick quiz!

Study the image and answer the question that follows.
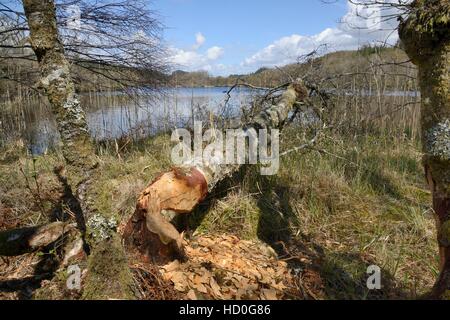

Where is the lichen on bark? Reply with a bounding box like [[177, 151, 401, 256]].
[[425, 119, 450, 161]]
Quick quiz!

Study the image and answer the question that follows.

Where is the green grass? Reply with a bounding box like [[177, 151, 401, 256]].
[[185, 130, 437, 299], [0, 130, 439, 299]]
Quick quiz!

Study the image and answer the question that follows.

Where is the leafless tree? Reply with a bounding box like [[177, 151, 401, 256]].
[[0, 0, 167, 92]]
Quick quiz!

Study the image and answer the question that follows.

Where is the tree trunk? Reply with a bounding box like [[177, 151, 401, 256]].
[[21, 0, 135, 299], [399, 0, 450, 299], [123, 83, 308, 263]]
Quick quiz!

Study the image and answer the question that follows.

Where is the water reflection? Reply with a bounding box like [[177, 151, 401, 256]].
[[4, 87, 255, 155]]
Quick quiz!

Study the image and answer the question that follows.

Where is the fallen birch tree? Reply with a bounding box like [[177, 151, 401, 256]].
[[122, 82, 309, 263]]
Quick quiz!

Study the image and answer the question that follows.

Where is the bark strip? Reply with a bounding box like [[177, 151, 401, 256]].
[[0, 222, 74, 256]]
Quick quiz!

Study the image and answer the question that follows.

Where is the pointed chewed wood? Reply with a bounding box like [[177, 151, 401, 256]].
[[123, 167, 208, 263]]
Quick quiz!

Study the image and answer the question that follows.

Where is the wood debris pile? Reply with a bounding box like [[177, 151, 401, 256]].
[[159, 234, 298, 300]]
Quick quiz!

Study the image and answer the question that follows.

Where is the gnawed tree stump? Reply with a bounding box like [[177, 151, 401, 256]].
[[123, 168, 208, 263], [123, 83, 308, 263]]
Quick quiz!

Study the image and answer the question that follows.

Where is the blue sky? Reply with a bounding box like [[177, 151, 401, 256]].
[[153, 0, 401, 75]]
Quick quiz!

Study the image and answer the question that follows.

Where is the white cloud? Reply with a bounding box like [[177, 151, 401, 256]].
[[170, 49, 201, 66], [193, 32, 206, 50], [242, 0, 403, 69], [206, 46, 224, 60], [168, 33, 224, 73]]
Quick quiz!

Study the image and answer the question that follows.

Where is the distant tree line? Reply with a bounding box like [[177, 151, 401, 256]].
[[168, 45, 417, 91]]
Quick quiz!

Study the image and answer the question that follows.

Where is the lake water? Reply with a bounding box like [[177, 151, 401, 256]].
[[3, 87, 258, 155], [0, 86, 419, 155]]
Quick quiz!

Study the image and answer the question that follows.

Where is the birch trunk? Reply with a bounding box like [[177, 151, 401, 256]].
[[20, 0, 135, 299], [399, 0, 450, 299]]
